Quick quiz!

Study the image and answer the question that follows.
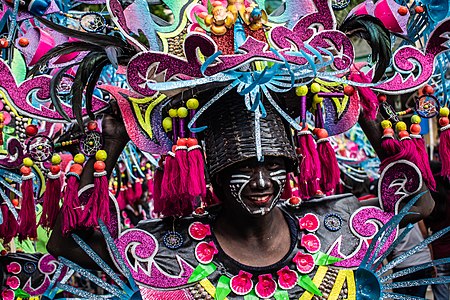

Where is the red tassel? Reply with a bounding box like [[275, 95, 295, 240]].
[[297, 129, 322, 199], [439, 125, 450, 178], [152, 168, 164, 214], [18, 173, 37, 241], [125, 185, 135, 205], [134, 180, 143, 202], [316, 132, 340, 194], [61, 172, 82, 235], [160, 149, 179, 202], [175, 139, 189, 197], [39, 171, 62, 231], [116, 187, 127, 211], [281, 174, 292, 200], [349, 69, 378, 120], [381, 135, 401, 156], [204, 186, 220, 206], [0, 205, 18, 243], [80, 157, 110, 228], [411, 135, 436, 190], [187, 138, 206, 198]]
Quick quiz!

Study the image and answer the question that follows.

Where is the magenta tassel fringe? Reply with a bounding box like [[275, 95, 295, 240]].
[[297, 131, 321, 199], [81, 173, 110, 228], [317, 139, 340, 193], [116, 188, 126, 211], [39, 173, 62, 230], [349, 72, 378, 119], [125, 185, 135, 205], [176, 146, 189, 196], [188, 146, 207, 198], [412, 136, 436, 190], [439, 126, 450, 178], [134, 180, 143, 202], [18, 177, 37, 241], [205, 187, 220, 206], [61, 174, 81, 235], [160, 152, 179, 201], [381, 136, 401, 157], [0, 205, 18, 243], [281, 174, 292, 200], [152, 169, 164, 213], [380, 137, 417, 172]]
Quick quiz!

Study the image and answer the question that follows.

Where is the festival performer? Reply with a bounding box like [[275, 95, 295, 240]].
[[0, 0, 450, 299]]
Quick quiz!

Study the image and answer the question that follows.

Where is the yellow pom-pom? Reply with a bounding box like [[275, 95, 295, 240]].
[[141, 166, 146, 171], [168, 108, 178, 118], [396, 121, 407, 131], [312, 94, 323, 104], [177, 107, 189, 118], [186, 98, 199, 110], [95, 150, 108, 162], [295, 86, 308, 96], [162, 117, 173, 132], [145, 162, 151, 169], [23, 157, 33, 167], [74, 153, 86, 164], [381, 120, 392, 129], [310, 82, 321, 93], [51, 154, 62, 165], [411, 115, 421, 124], [440, 107, 449, 117]]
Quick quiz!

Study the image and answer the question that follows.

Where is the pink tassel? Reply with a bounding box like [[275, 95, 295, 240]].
[[18, 173, 37, 241], [39, 171, 62, 231], [381, 135, 401, 156], [204, 187, 220, 206], [175, 139, 189, 197], [81, 160, 110, 228], [281, 174, 292, 200], [297, 129, 322, 199], [317, 134, 340, 194], [61, 172, 82, 235], [187, 138, 207, 198], [134, 180, 143, 202], [0, 205, 18, 243], [152, 168, 164, 214], [349, 71, 378, 119], [160, 149, 179, 201], [439, 125, 450, 178], [116, 188, 127, 211], [125, 185, 135, 205], [411, 135, 436, 190], [380, 130, 417, 172]]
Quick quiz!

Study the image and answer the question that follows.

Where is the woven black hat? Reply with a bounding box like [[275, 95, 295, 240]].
[[198, 89, 297, 176]]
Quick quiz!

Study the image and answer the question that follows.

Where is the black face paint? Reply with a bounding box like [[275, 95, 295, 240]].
[[224, 157, 287, 215]]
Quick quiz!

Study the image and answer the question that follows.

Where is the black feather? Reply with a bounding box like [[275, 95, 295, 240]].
[[50, 63, 80, 122], [339, 15, 392, 82], [29, 41, 102, 76], [85, 58, 110, 119], [71, 53, 108, 127], [37, 16, 130, 49]]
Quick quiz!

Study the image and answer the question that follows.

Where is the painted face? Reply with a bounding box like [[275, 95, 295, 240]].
[[221, 157, 287, 216]]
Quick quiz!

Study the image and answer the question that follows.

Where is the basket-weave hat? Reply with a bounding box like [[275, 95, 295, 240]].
[[199, 90, 297, 176]]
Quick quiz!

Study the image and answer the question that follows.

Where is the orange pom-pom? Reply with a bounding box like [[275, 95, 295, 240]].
[[87, 121, 98, 131], [94, 161, 106, 172], [415, 6, 424, 13], [439, 117, 450, 127], [384, 128, 394, 135], [12, 199, 19, 207], [187, 138, 199, 147], [20, 166, 31, 175], [410, 123, 421, 135], [398, 130, 409, 139], [176, 138, 188, 147], [316, 128, 329, 139], [343, 85, 355, 96], [70, 163, 83, 175], [50, 165, 61, 174], [423, 85, 434, 94], [398, 6, 408, 16]]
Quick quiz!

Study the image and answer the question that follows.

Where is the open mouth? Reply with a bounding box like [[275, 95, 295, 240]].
[[246, 194, 273, 206]]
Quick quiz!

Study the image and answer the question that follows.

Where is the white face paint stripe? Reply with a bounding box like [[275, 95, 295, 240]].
[[231, 174, 251, 179], [272, 176, 287, 181], [269, 169, 287, 176], [230, 179, 250, 184], [258, 171, 265, 188]]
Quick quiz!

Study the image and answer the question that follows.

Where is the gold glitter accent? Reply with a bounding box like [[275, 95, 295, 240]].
[[299, 266, 329, 300]]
